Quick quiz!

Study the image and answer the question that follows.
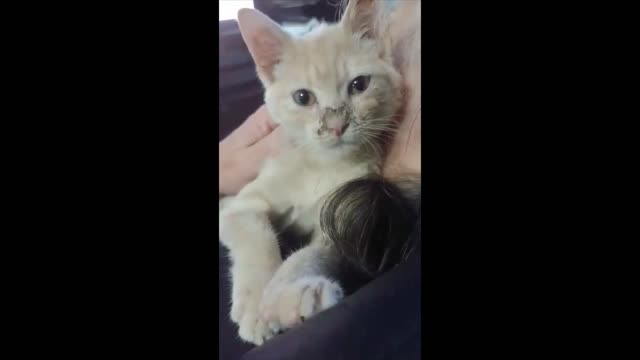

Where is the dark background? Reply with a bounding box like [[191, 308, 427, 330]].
[[6, 0, 632, 358]]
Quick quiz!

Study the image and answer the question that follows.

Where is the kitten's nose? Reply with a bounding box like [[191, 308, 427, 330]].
[[322, 106, 349, 137]]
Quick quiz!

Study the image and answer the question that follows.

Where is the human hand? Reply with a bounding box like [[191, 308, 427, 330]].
[[219, 105, 288, 195]]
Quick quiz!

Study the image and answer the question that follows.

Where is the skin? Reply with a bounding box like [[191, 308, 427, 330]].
[[219, 1, 420, 195], [218, 106, 287, 195]]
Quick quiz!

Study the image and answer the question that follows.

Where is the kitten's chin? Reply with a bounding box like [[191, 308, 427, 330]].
[[324, 142, 363, 160], [305, 134, 362, 156], [318, 137, 354, 150]]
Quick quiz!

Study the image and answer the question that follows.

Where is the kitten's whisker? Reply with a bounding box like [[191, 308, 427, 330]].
[[355, 123, 398, 131], [358, 124, 399, 133], [361, 134, 384, 159], [363, 135, 394, 144], [366, 128, 398, 136], [362, 115, 402, 123], [358, 129, 398, 141], [360, 121, 400, 129]]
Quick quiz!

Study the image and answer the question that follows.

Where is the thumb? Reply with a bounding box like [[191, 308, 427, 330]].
[[227, 105, 279, 148], [246, 126, 287, 159]]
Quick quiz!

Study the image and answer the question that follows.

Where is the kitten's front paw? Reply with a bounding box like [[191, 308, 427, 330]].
[[238, 308, 274, 345], [231, 286, 275, 345], [259, 276, 344, 332]]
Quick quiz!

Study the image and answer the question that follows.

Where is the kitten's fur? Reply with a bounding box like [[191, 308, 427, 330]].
[[219, 0, 402, 345]]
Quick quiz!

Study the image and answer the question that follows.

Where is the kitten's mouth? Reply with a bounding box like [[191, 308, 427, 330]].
[[318, 126, 348, 137], [316, 125, 355, 148]]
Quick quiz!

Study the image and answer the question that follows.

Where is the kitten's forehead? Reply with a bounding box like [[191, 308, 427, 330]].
[[275, 25, 378, 90]]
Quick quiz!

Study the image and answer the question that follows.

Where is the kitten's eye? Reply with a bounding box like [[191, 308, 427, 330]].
[[292, 89, 316, 106], [348, 75, 371, 95]]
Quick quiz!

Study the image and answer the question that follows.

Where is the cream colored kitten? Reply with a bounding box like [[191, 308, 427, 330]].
[[219, 0, 402, 345]]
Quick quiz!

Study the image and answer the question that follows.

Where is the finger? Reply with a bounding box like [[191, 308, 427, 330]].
[[226, 105, 279, 148], [246, 127, 288, 159], [221, 128, 289, 195], [228, 130, 283, 187]]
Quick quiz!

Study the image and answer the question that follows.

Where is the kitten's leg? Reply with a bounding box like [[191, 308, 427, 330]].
[[220, 198, 283, 345], [259, 242, 344, 332]]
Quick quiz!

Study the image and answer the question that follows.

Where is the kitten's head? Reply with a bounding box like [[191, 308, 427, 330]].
[[237, 0, 402, 158]]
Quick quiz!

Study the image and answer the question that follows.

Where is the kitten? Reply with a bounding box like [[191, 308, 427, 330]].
[[219, 0, 402, 345]]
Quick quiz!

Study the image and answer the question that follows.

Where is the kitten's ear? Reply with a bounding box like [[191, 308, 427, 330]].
[[341, 0, 392, 59], [237, 8, 290, 84], [340, 0, 380, 39]]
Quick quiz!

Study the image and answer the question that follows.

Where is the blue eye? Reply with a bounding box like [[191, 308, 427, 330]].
[[348, 75, 371, 95], [292, 89, 316, 106]]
